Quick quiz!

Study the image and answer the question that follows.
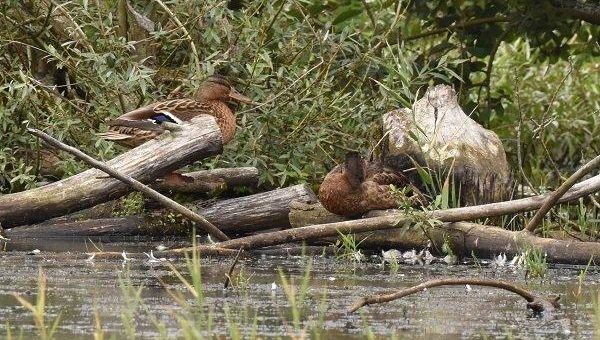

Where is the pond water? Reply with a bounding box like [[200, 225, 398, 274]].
[[0, 237, 598, 339]]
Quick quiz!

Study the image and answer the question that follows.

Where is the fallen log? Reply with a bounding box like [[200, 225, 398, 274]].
[[194, 173, 600, 264], [189, 184, 317, 234], [7, 184, 316, 237], [27, 127, 230, 241], [5, 216, 168, 238], [288, 202, 600, 264], [0, 115, 223, 229], [152, 167, 259, 194], [212, 172, 600, 250]]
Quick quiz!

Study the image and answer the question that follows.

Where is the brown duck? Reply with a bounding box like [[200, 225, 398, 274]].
[[97, 75, 252, 147], [319, 152, 418, 216]]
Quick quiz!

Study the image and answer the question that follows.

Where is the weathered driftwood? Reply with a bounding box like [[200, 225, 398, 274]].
[[27, 127, 229, 241], [381, 85, 511, 205], [349, 278, 560, 314], [0, 116, 223, 229], [152, 167, 259, 194]]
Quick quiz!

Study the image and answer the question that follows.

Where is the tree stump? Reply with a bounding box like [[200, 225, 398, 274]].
[[381, 85, 511, 205]]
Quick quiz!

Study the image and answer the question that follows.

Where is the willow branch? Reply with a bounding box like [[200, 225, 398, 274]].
[[405, 16, 511, 41], [152, 0, 200, 71]]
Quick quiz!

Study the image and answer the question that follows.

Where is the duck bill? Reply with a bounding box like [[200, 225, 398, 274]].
[[228, 88, 253, 104]]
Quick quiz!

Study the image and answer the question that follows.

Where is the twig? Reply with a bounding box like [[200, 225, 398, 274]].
[[48, 0, 95, 52], [348, 278, 560, 314], [153, 0, 201, 71], [523, 154, 600, 233], [591, 195, 600, 209], [535, 59, 573, 138], [360, 0, 377, 29], [223, 248, 243, 289], [27, 128, 230, 241], [515, 81, 538, 195], [239, 60, 324, 114], [478, 26, 512, 111], [405, 16, 510, 41], [117, 0, 129, 40]]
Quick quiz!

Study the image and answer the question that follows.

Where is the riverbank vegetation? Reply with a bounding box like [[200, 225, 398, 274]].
[[1, 0, 598, 193]]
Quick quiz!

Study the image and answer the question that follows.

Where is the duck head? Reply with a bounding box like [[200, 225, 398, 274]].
[[196, 75, 253, 104], [342, 151, 365, 189]]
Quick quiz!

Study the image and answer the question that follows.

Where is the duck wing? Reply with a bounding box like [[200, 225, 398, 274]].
[[116, 99, 212, 123], [369, 171, 406, 186]]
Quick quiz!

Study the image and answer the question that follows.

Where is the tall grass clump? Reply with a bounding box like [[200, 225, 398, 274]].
[[11, 269, 61, 340]]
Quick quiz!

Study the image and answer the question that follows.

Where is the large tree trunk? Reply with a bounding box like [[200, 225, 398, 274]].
[[0, 115, 223, 228]]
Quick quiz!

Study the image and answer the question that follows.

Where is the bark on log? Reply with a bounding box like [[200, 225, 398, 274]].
[[152, 167, 259, 194], [0, 115, 223, 228], [188, 184, 317, 234]]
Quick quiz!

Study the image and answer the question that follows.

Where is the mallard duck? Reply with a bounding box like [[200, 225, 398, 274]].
[[97, 75, 252, 147], [318, 152, 419, 216]]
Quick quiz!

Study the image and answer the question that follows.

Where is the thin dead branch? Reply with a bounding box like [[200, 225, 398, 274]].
[[152, 0, 200, 71], [523, 154, 600, 233]]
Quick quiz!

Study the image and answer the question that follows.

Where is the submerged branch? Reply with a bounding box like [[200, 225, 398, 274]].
[[223, 248, 244, 289], [348, 278, 560, 313]]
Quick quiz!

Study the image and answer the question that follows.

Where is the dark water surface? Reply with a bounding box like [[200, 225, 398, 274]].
[[0, 237, 598, 339]]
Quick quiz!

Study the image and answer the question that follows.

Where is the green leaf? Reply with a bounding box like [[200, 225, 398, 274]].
[[415, 163, 433, 185], [333, 8, 363, 25]]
